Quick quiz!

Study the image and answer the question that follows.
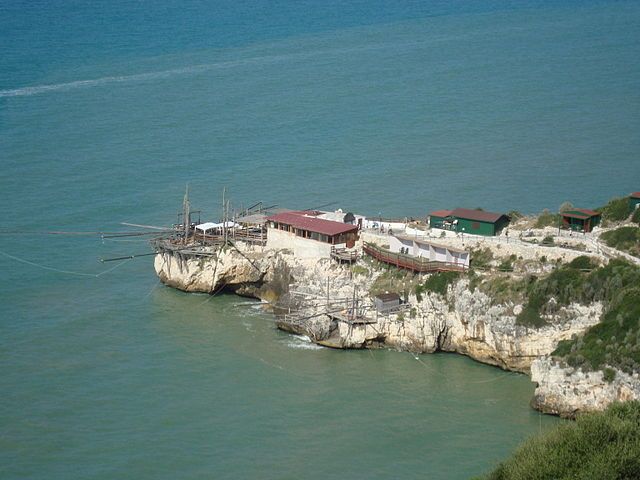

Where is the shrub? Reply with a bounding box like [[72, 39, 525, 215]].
[[470, 247, 494, 270], [567, 255, 597, 271], [542, 235, 555, 245], [420, 271, 461, 297], [506, 210, 523, 221], [535, 209, 560, 228], [498, 254, 517, 272], [478, 401, 640, 480], [600, 226, 640, 258], [480, 275, 528, 306], [351, 265, 370, 277], [559, 201, 574, 213], [632, 207, 640, 225], [603, 367, 616, 382], [553, 287, 640, 375], [598, 196, 631, 223], [516, 293, 547, 328]]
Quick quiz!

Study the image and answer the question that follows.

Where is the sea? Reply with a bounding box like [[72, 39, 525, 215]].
[[1, 1, 638, 478]]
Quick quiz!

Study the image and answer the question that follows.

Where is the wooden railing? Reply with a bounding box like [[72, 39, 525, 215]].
[[363, 243, 467, 273]]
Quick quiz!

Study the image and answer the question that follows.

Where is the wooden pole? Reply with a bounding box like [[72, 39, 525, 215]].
[[222, 187, 226, 245]]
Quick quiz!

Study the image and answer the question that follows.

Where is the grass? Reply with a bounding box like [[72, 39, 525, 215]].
[[600, 226, 640, 258], [477, 401, 640, 480]]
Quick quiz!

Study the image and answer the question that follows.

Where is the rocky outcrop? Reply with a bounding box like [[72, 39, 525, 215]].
[[154, 245, 293, 302], [531, 358, 640, 418], [153, 241, 637, 416], [311, 280, 602, 373]]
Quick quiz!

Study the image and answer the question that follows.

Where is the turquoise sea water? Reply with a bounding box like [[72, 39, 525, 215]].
[[1, 1, 639, 478]]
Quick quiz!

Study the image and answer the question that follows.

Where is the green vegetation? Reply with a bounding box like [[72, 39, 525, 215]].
[[351, 265, 370, 277], [598, 196, 631, 223], [479, 274, 528, 306], [414, 271, 461, 300], [541, 235, 555, 246], [559, 201, 574, 213], [506, 210, 523, 221], [548, 258, 640, 373], [534, 209, 560, 228], [498, 254, 517, 272], [600, 226, 640, 258], [515, 257, 638, 331], [632, 208, 640, 225], [470, 247, 494, 270], [369, 268, 420, 298], [478, 401, 640, 480], [554, 287, 640, 375]]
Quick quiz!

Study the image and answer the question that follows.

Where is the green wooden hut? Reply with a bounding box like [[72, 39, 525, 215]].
[[629, 192, 640, 212], [560, 209, 601, 233], [428, 208, 510, 236]]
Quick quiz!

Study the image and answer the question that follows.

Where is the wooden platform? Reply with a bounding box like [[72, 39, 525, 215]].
[[331, 247, 358, 263], [363, 242, 467, 274], [327, 311, 377, 325]]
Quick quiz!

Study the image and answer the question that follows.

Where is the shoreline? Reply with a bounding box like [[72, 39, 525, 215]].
[[152, 217, 640, 418]]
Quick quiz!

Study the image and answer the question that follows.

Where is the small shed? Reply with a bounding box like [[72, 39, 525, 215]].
[[629, 192, 640, 212], [560, 209, 601, 233], [429, 208, 510, 236], [374, 293, 401, 312]]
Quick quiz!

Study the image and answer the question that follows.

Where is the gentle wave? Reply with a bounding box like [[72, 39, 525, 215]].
[[0, 39, 425, 99], [0, 58, 265, 98]]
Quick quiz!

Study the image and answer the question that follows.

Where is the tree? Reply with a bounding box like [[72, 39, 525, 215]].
[[559, 201, 574, 213]]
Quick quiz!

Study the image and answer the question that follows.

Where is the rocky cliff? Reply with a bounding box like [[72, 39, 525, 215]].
[[531, 358, 640, 418], [153, 242, 636, 416]]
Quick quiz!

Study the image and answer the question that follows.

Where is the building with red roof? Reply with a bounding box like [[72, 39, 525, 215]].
[[560, 208, 601, 233], [266, 211, 359, 258], [428, 208, 510, 236]]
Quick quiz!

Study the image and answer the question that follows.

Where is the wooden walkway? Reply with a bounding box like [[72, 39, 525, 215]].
[[363, 243, 467, 273]]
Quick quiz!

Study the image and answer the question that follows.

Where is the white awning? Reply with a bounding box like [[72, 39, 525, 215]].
[[195, 222, 240, 232], [195, 222, 218, 232]]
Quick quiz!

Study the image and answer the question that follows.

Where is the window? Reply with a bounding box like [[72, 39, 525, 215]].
[[472, 222, 480, 230]]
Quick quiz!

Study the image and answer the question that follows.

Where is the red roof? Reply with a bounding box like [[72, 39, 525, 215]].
[[450, 208, 507, 223], [561, 208, 600, 219], [267, 211, 358, 236], [429, 209, 453, 218], [631, 192, 640, 199]]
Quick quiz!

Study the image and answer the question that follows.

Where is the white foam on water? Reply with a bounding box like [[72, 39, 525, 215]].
[[0, 39, 419, 99], [286, 335, 324, 350]]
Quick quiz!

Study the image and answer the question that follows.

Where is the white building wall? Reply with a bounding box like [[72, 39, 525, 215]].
[[266, 228, 335, 258], [388, 236, 413, 254], [389, 237, 470, 267]]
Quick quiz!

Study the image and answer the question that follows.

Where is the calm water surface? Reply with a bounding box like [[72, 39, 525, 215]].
[[1, 1, 639, 478]]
